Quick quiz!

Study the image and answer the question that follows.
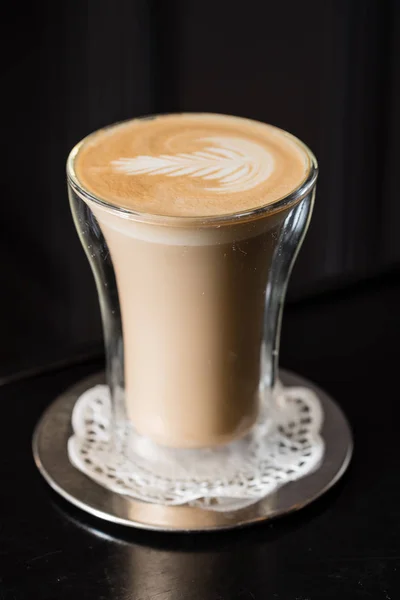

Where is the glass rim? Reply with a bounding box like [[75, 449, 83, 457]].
[[66, 113, 318, 228]]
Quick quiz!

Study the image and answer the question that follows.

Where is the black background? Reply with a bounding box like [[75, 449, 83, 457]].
[[1, 0, 400, 379], [1, 2, 400, 598]]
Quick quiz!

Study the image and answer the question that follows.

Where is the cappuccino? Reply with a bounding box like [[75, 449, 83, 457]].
[[72, 114, 311, 448]]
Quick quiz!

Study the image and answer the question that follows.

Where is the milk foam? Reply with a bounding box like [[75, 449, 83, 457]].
[[74, 114, 310, 218], [111, 136, 275, 194]]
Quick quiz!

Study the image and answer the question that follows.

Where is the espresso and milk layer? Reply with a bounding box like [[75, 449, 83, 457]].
[[74, 113, 309, 217]]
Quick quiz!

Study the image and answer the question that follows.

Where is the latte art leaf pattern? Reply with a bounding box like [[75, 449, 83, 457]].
[[111, 137, 275, 193]]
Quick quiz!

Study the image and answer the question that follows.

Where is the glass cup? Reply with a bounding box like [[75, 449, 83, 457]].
[[67, 119, 317, 450]]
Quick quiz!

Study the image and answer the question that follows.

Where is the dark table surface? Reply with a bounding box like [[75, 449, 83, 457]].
[[1, 272, 400, 600]]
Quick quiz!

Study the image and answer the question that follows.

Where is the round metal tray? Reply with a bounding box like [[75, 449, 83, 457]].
[[33, 370, 352, 532]]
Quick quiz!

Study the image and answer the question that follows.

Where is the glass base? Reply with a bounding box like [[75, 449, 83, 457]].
[[67, 379, 324, 511], [33, 369, 352, 531]]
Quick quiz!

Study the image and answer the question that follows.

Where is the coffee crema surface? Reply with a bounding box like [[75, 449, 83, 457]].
[[74, 113, 310, 217]]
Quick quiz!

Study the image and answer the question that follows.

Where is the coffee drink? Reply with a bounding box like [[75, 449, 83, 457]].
[[71, 114, 311, 448], [75, 113, 308, 217]]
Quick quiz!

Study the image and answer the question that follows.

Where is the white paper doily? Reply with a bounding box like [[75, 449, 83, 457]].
[[68, 383, 325, 512]]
